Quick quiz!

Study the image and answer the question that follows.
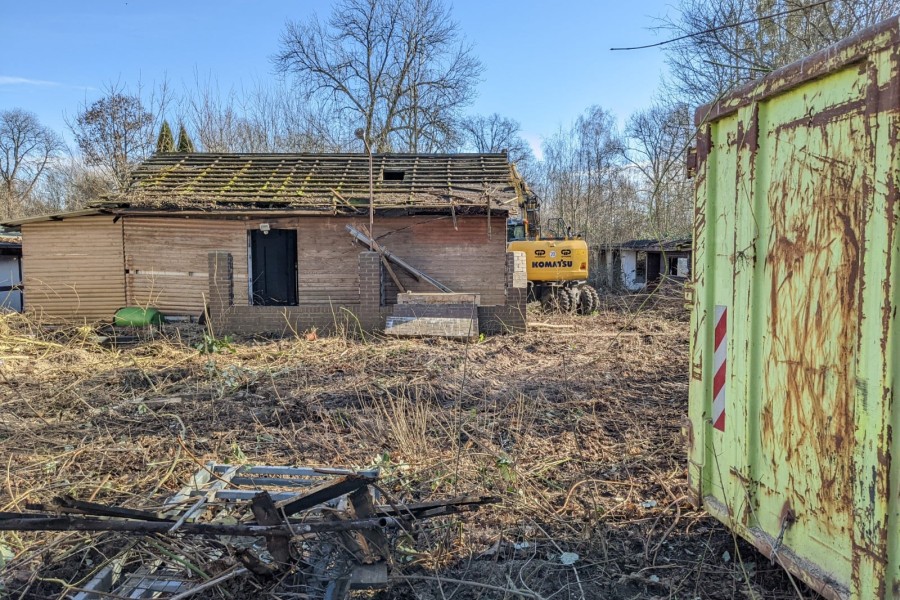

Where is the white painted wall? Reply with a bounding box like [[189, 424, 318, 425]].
[[619, 250, 645, 292], [0, 255, 22, 312]]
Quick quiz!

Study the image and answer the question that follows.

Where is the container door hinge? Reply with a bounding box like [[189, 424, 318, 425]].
[[686, 146, 698, 179]]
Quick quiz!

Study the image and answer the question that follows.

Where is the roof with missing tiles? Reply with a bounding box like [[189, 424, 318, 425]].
[[99, 152, 525, 212]]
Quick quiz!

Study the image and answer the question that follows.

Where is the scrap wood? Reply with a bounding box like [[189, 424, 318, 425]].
[[0, 513, 434, 536], [1, 459, 498, 600], [348, 485, 389, 564], [250, 491, 292, 564], [277, 473, 376, 516], [45, 494, 172, 522], [0, 501, 498, 536], [528, 322, 575, 329], [375, 495, 498, 517], [346, 224, 453, 292], [359, 227, 407, 293]]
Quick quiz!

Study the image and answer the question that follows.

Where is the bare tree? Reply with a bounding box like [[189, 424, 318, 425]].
[[181, 76, 343, 152], [459, 113, 535, 176], [274, 0, 482, 152], [539, 107, 643, 244], [625, 101, 693, 238], [0, 109, 65, 220], [68, 81, 170, 191], [32, 156, 109, 213], [662, 0, 900, 101]]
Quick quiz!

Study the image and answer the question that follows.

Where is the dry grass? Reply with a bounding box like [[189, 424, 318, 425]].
[[0, 298, 813, 599]]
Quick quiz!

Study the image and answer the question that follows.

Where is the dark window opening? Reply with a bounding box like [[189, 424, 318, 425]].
[[249, 229, 298, 306], [382, 170, 405, 181], [668, 256, 679, 276], [612, 250, 622, 283], [507, 222, 526, 241]]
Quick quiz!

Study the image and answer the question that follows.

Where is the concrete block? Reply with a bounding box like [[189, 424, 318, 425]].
[[397, 292, 480, 305], [385, 315, 479, 340]]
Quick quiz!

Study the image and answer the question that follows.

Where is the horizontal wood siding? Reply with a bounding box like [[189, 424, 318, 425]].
[[22, 216, 125, 320], [124, 218, 249, 315], [20, 212, 504, 321], [124, 215, 505, 309]]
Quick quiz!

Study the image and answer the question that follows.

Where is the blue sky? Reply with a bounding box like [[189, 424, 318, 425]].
[[1, 1, 678, 157]]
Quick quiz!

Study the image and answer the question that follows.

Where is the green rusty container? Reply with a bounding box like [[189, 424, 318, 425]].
[[114, 306, 164, 327], [689, 17, 900, 599]]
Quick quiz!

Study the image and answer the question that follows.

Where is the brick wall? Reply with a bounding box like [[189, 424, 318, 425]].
[[208, 252, 233, 316], [207, 250, 380, 336], [207, 249, 527, 336], [357, 251, 382, 331], [479, 251, 527, 334]]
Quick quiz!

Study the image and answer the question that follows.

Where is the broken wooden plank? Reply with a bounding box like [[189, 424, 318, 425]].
[[374, 495, 498, 517], [50, 495, 173, 522], [527, 322, 576, 329], [277, 474, 375, 517], [251, 491, 292, 565], [380, 254, 406, 293], [349, 486, 390, 564], [346, 224, 453, 292], [397, 292, 479, 305], [0, 514, 405, 535]]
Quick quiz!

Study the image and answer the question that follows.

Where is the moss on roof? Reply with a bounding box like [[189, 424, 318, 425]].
[[100, 153, 524, 212]]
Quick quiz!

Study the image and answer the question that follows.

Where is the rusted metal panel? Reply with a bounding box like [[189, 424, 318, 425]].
[[689, 15, 900, 600]]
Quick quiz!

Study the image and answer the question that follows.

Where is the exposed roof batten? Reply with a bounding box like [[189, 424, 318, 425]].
[[101, 152, 521, 212]]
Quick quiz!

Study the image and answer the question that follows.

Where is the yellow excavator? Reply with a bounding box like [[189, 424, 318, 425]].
[[506, 188, 599, 314]]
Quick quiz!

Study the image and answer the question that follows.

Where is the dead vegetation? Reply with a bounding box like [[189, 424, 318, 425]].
[[0, 296, 812, 599]]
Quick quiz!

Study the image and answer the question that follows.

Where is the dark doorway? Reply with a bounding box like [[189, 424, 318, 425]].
[[250, 229, 298, 306], [647, 252, 662, 281]]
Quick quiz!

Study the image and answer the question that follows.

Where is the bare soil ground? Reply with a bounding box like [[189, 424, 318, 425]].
[[0, 295, 813, 599]]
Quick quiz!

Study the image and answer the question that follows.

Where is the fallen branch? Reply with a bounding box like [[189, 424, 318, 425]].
[[527, 322, 575, 329]]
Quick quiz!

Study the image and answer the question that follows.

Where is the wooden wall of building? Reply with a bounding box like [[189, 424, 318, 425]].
[[21, 216, 125, 320], [20, 212, 507, 320], [124, 218, 248, 315], [203, 214, 506, 308]]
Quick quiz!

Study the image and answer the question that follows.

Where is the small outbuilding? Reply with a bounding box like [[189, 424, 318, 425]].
[[593, 238, 692, 292], [6, 153, 527, 334]]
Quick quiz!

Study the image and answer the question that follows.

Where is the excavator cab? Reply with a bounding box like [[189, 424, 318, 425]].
[[507, 219, 527, 242], [545, 217, 579, 241], [505, 189, 598, 314]]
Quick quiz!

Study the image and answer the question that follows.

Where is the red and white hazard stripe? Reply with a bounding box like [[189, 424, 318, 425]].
[[712, 305, 727, 431]]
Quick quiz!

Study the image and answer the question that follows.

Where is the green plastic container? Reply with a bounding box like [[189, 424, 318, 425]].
[[114, 306, 165, 327]]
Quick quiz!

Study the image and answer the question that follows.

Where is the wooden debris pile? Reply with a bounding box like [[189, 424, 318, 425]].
[[0, 462, 496, 600]]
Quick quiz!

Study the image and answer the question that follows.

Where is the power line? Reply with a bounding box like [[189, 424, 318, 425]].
[[610, 0, 832, 51]]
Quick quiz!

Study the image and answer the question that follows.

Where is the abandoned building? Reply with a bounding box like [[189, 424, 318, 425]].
[[592, 239, 692, 292], [5, 153, 527, 335]]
